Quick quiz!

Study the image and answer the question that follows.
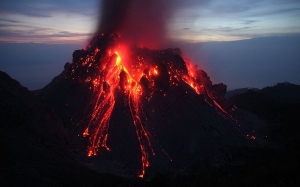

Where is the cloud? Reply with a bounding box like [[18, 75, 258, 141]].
[[204, 0, 261, 15], [0, 18, 22, 23], [247, 7, 300, 17], [0, 29, 92, 39], [204, 27, 251, 33], [206, 0, 300, 16], [0, 0, 98, 18], [0, 24, 93, 43], [1, 0, 300, 44], [0, 0, 98, 44], [242, 20, 260, 25], [21, 11, 53, 18]]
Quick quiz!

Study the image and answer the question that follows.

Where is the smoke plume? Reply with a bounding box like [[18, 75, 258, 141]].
[[97, 0, 176, 49]]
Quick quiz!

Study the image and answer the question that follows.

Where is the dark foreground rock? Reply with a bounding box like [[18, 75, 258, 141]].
[[0, 71, 126, 186]]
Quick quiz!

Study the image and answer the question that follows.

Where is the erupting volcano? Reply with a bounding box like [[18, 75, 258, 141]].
[[2, 0, 300, 185], [69, 33, 235, 177], [40, 32, 246, 177], [38, 0, 261, 178]]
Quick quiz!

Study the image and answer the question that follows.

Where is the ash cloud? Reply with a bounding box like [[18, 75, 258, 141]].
[[97, 0, 177, 49]]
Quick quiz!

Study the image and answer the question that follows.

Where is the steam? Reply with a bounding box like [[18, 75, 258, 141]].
[[97, 0, 176, 49]]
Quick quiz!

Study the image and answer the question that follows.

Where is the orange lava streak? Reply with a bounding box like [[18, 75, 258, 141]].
[[182, 61, 205, 95], [121, 55, 154, 178], [128, 89, 154, 177], [84, 49, 154, 178], [84, 51, 122, 156]]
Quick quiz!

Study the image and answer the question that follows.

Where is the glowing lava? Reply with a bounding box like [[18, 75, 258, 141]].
[[78, 35, 233, 178], [82, 46, 157, 177]]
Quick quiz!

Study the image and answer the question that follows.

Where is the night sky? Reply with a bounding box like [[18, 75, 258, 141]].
[[0, 0, 300, 90]]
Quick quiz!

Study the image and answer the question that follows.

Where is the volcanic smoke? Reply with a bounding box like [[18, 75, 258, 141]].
[[77, 0, 234, 178], [98, 0, 175, 49]]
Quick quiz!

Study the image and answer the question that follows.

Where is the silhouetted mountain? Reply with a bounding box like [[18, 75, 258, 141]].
[[226, 87, 259, 98], [259, 82, 300, 104], [0, 71, 126, 186], [229, 83, 300, 141]]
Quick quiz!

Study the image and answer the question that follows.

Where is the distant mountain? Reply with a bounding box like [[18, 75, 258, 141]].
[[229, 82, 300, 140], [227, 82, 300, 104], [259, 82, 300, 104], [226, 87, 259, 98]]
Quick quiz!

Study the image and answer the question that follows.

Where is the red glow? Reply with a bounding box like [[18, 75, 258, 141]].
[[81, 45, 155, 177], [78, 36, 234, 177]]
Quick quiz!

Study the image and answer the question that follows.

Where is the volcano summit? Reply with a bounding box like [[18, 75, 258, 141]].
[[38, 33, 263, 177]]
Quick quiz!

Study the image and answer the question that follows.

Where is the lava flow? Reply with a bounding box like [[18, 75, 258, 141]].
[[81, 42, 159, 177], [73, 33, 234, 178], [76, 0, 236, 176]]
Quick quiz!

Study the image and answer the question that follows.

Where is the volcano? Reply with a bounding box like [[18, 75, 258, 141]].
[[1, 1, 300, 185], [37, 33, 264, 178], [33, 0, 267, 179]]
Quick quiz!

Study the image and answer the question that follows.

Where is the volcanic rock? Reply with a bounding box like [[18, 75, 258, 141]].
[[37, 34, 264, 177]]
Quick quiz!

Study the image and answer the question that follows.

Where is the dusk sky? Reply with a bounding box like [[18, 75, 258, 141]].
[[0, 0, 300, 90]]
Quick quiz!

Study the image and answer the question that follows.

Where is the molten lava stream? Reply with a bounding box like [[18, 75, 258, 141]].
[[84, 52, 122, 156], [120, 53, 155, 178], [183, 60, 235, 120], [84, 50, 154, 178], [127, 85, 154, 178]]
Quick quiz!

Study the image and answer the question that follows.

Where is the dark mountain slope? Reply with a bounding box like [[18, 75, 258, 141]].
[[226, 87, 259, 99], [0, 71, 125, 186], [259, 82, 300, 104], [230, 84, 300, 141]]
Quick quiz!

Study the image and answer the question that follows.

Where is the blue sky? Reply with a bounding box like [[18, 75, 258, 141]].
[[170, 0, 300, 42], [0, 0, 98, 44], [1, 0, 300, 44]]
